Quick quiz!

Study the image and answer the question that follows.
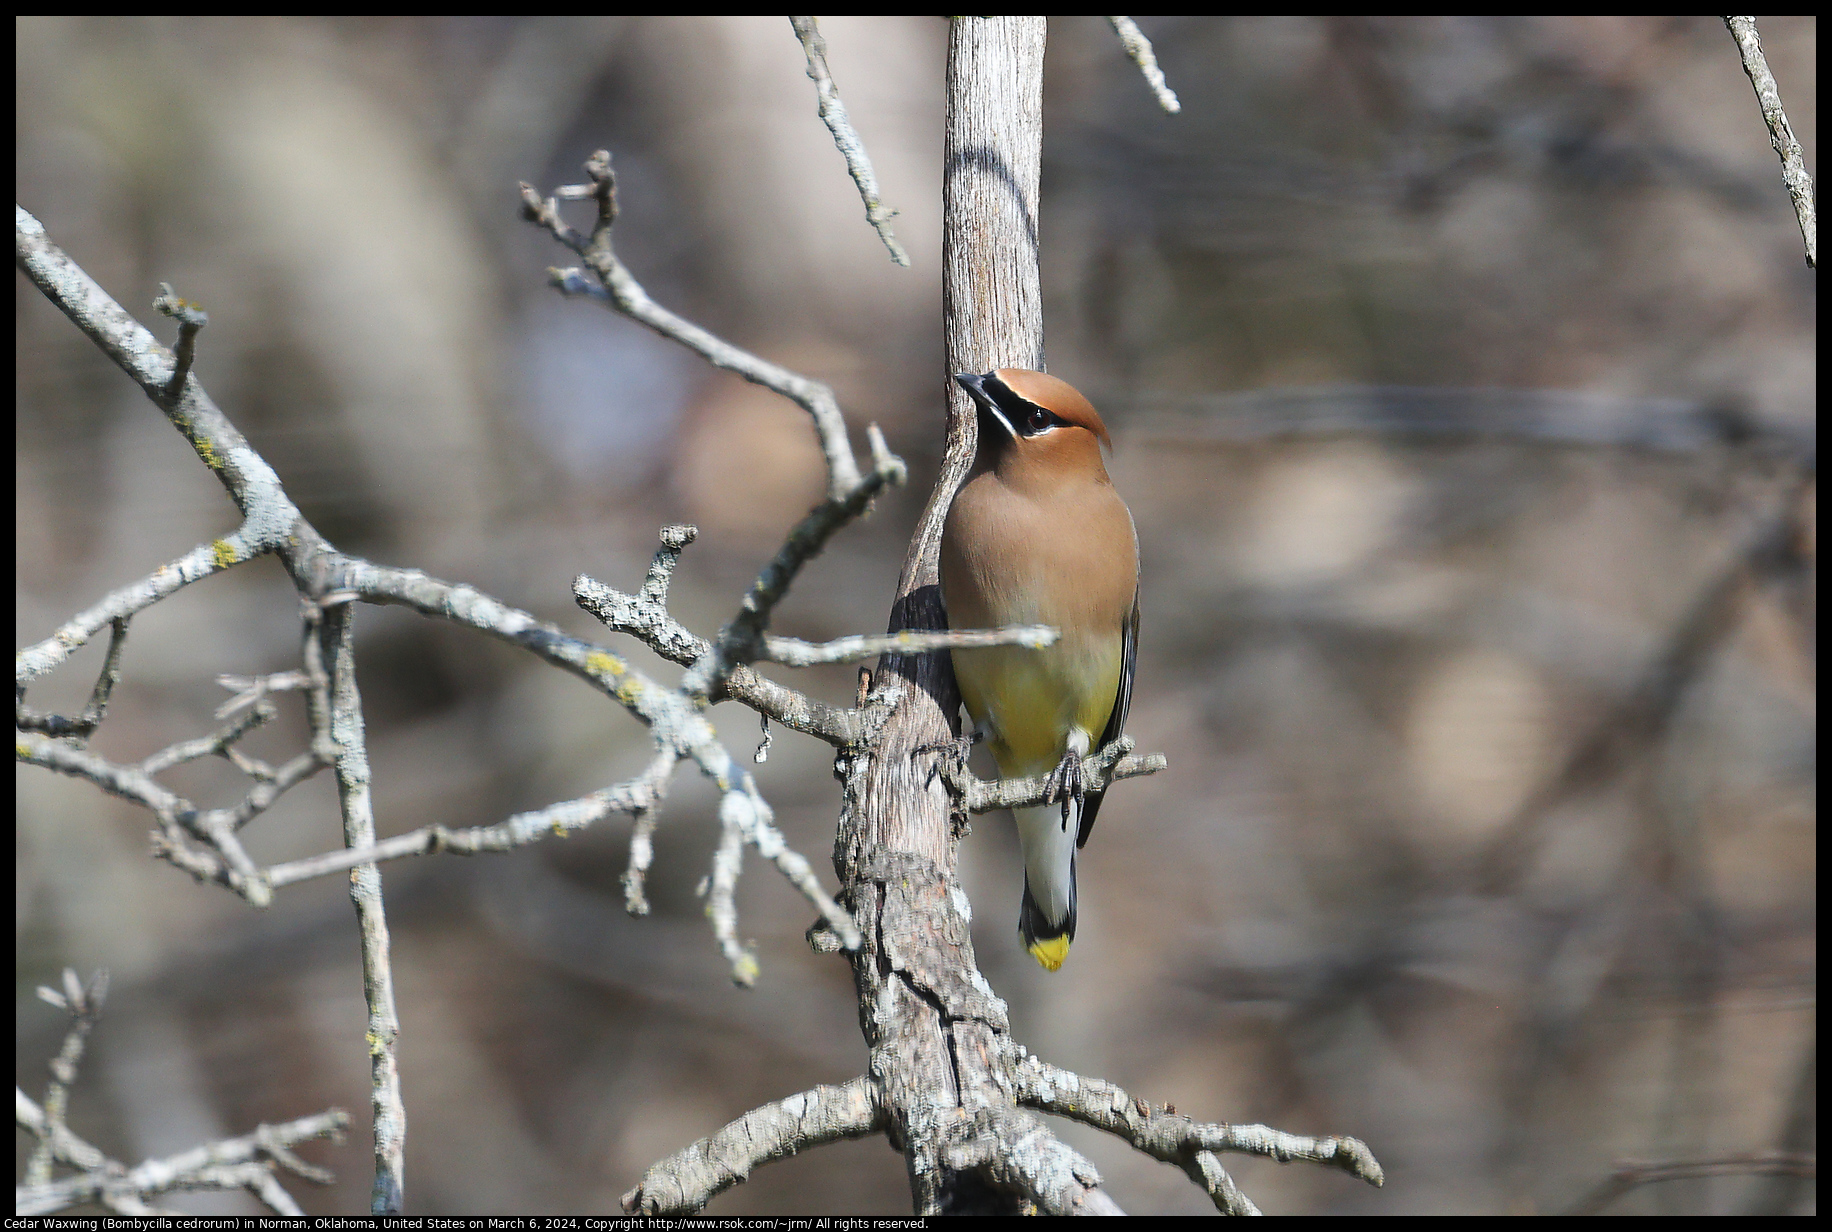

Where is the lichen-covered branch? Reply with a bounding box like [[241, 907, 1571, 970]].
[[267, 749, 679, 889], [17, 202, 863, 1209], [15, 538, 267, 687], [315, 602, 405, 1215], [952, 734, 1167, 814], [621, 803, 664, 915], [15, 207, 314, 561], [621, 1077, 884, 1214], [343, 554, 864, 959], [1010, 1049, 1385, 1212], [17, 1085, 109, 1177], [574, 534, 868, 745]]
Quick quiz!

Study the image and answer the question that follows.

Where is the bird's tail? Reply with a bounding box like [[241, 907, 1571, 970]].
[[1019, 851, 1078, 972]]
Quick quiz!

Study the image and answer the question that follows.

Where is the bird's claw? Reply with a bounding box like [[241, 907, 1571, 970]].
[[1043, 749, 1085, 830], [918, 729, 981, 792]]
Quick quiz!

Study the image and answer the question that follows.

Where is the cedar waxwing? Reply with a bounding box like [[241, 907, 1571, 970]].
[[939, 369, 1139, 972]]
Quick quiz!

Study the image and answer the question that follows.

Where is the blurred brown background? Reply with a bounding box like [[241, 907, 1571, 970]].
[[16, 16, 1814, 1216]]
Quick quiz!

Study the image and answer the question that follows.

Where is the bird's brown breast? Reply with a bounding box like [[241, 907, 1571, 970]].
[[941, 467, 1136, 632], [940, 466, 1137, 772]]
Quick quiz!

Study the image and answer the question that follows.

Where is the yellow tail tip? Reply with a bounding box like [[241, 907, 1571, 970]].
[[1028, 935, 1070, 971]]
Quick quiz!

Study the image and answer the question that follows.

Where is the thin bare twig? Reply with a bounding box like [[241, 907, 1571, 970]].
[[721, 776, 863, 956], [640, 523, 697, 604], [622, 804, 664, 916], [1724, 17, 1816, 267], [16, 1104, 350, 1217], [23, 970, 109, 1189], [789, 16, 911, 266], [1186, 1150, 1260, 1216], [19, 732, 277, 905], [14, 617, 128, 738], [1107, 17, 1181, 114], [140, 700, 276, 775], [521, 153, 874, 500], [761, 623, 1058, 668], [214, 667, 315, 720], [21, 602, 354, 889], [16, 538, 263, 687], [706, 794, 755, 985]]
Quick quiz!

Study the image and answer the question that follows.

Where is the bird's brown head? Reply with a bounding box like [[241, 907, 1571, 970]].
[[954, 368, 1113, 484]]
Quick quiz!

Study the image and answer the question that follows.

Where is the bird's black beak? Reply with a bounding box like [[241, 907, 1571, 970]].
[[954, 371, 1016, 440]]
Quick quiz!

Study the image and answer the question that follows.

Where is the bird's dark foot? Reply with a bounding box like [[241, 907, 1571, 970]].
[[1043, 748, 1086, 829], [917, 728, 982, 791]]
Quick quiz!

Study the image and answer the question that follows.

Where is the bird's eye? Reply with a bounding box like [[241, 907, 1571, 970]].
[[1024, 407, 1054, 434]]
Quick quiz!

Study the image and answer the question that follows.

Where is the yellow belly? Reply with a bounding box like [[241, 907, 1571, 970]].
[[954, 638, 1121, 777]]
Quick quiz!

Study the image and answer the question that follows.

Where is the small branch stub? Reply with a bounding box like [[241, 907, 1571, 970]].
[[152, 281, 208, 397]]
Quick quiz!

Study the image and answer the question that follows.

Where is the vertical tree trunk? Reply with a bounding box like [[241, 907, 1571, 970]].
[[832, 15, 1048, 1216], [944, 16, 1047, 379]]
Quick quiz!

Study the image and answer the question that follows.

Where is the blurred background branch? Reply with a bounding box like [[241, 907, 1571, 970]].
[[16, 968, 347, 1216]]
